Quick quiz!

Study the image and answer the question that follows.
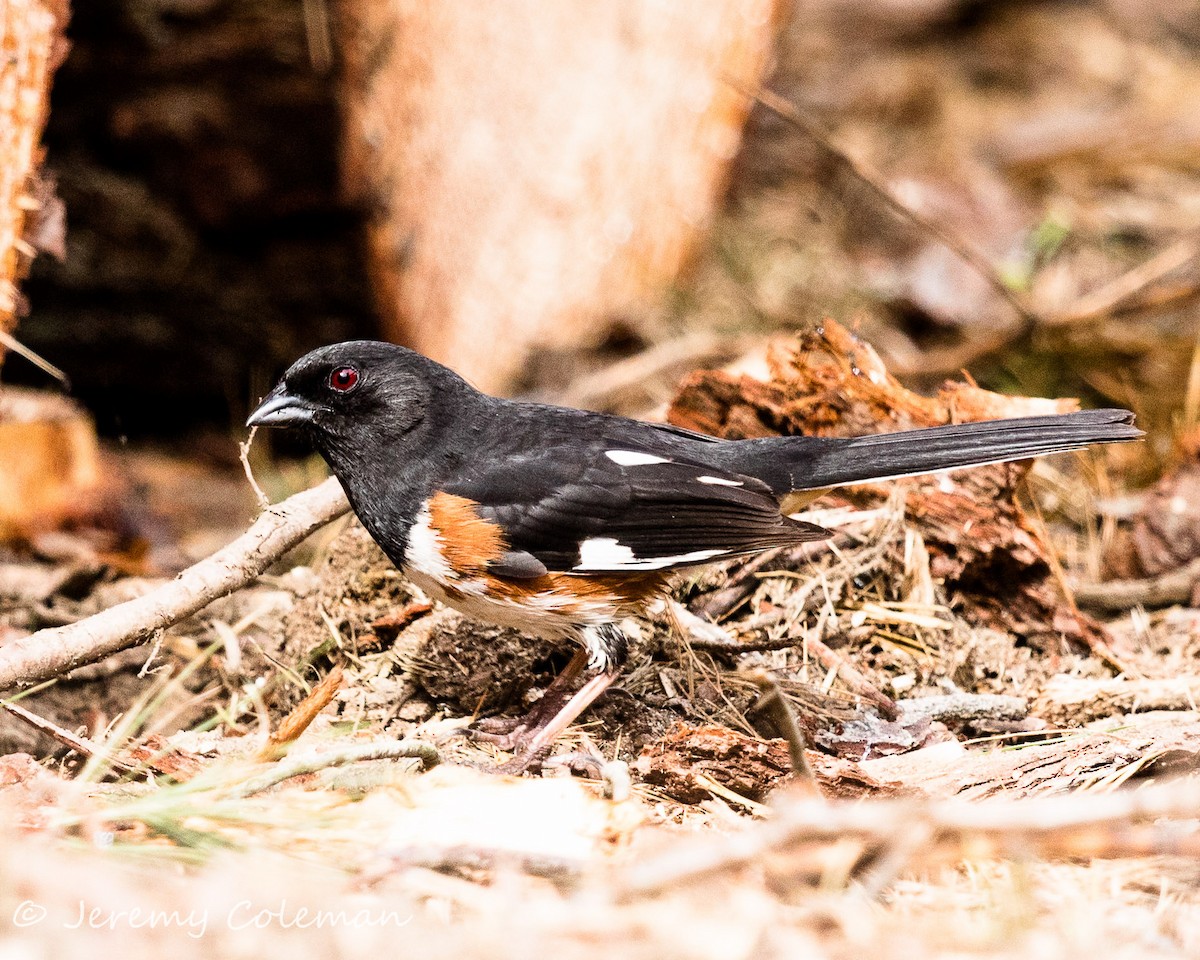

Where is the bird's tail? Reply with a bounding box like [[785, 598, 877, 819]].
[[729, 408, 1141, 495]]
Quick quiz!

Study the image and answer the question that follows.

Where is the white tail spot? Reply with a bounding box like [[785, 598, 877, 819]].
[[697, 475, 743, 486], [606, 450, 669, 466]]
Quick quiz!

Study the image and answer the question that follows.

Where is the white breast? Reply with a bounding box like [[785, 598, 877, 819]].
[[401, 503, 612, 641]]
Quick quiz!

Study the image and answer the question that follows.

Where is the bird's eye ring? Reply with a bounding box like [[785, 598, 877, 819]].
[[329, 365, 360, 393]]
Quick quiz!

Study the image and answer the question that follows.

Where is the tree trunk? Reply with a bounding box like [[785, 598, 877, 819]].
[[338, 0, 786, 393], [0, 0, 67, 367]]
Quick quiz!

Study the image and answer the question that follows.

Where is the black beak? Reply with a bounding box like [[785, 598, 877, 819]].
[[246, 383, 318, 428]]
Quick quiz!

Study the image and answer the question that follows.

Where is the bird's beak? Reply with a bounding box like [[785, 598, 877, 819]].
[[246, 383, 317, 428]]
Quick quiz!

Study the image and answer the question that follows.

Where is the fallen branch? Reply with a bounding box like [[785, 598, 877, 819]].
[[616, 774, 1200, 899], [1072, 557, 1200, 613], [229, 738, 440, 799], [0, 698, 138, 775], [0, 477, 351, 691]]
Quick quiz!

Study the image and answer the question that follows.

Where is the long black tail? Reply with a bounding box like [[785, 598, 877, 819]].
[[729, 408, 1141, 494]]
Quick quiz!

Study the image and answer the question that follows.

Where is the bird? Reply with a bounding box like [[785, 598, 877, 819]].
[[248, 340, 1141, 770]]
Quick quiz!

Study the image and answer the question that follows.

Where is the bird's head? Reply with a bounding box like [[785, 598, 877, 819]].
[[247, 341, 465, 467]]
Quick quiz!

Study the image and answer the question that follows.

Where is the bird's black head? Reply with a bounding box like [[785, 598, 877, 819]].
[[247, 341, 471, 471]]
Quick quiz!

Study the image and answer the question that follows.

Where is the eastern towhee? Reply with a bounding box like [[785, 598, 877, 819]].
[[248, 341, 1141, 769]]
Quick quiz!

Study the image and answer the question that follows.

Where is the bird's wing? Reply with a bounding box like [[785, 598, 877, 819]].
[[443, 442, 829, 577]]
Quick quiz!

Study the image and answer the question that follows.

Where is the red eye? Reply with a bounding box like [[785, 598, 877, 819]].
[[329, 366, 359, 392]]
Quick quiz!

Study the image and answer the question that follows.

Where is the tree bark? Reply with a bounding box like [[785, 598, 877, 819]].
[[0, 0, 67, 367], [337, 0, 787, 394]]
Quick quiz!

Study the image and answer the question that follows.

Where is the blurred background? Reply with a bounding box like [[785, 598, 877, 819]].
[[4, 0, 1197, 447]]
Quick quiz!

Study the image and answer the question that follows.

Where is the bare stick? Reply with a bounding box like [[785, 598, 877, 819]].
[[0, 329, 69, 385], [229, 738, 440, 799], [0, 698, 138, 775], [805, 631, 898, 720], [255, 664, 345, 762], [0, 477, 351, 691], [682, 628, 804, 654], [1072, 557, 1200, 612], [238, 425, 271, 511], [742, 668, 818, 792], [617, 775, 1200, 898]]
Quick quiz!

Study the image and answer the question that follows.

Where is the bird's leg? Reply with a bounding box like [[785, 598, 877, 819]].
[[466, 646, 591, 748], [495, 669, 619, 774], [494, 623, 630, 774]]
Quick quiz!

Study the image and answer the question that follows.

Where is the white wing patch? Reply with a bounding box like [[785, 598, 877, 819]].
[[697, 475, 743, 486], [577, 537, 637, 567], [575, 537, 727, 572], [605, 450, 670, 466]]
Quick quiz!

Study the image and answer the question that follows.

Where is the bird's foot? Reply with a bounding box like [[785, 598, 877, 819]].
[[493, 743, 556, 775], [455, 668, 621, 775], [457, 680, 580, 752], [461, 718, 536, 753], [540, 750, 606, 779]]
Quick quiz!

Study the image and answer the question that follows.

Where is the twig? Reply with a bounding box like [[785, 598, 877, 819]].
[[0, 477, 351, 691], [691, 535, 852, 622], [0, 329, 69, 385], [742, 668, 818, 792], [679, 619, 898, 720], [238, 426, 271, 511], [738, 83, 1040, 335], [692, 772, 774, 817], [616, 775, 1200, 899], [0, 698, 138, 775], [1047, 234, 1200, 326], [1072, 558, 1200, 613], [228, 738, 440, 799], [805, 631, 898, 720], [684, 629, 811, 654], [255, 664, 345, 762]]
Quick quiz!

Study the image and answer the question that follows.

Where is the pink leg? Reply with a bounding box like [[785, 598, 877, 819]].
[[496, 669, 618, 774], [465, 647, 590, 749]]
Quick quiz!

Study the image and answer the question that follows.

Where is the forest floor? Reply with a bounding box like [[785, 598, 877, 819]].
[[3, 320, 1200, 959], [4, 1, 1200, 958]]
